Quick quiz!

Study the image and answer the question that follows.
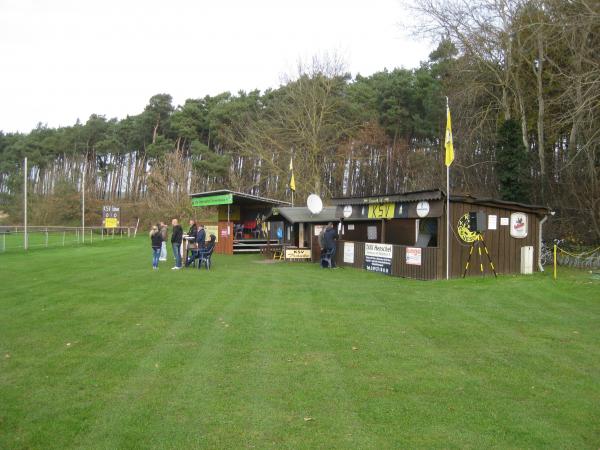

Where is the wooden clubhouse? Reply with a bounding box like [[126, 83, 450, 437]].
[[329, 189, 550, 280], [189, 190, 290, 255]]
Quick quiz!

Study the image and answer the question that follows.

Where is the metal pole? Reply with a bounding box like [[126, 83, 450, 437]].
[[82, 161, 86, 244], [24, 157, 28, 250], [445, 96, 450, 281], [553, 244, 557, 280], [446, 165, 450, 280]]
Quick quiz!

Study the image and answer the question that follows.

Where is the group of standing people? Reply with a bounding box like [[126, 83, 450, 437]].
[[149, 219, 213, 270]]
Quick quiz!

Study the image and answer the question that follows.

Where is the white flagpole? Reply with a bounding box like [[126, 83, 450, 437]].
[[446, 97, 450, 280], [24, 157, 28, 250], [82, 160, 86, 243]]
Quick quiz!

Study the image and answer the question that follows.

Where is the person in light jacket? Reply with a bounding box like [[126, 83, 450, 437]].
[[159, 221, 168, 261]]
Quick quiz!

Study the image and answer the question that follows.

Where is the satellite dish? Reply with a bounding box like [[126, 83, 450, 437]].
[[307, 194, 323, 214]]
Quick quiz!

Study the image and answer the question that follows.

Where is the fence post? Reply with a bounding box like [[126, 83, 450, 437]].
[[62, 231, 66, 246], [2, 233, 5, 252], [128, 227, 130, 238], [90, 229, 93, 243], [45, 228, 49, 247], [553, 244, 557, 280]]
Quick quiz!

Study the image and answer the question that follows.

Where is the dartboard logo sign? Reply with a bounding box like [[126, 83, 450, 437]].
[[457, 213, 477, 243]]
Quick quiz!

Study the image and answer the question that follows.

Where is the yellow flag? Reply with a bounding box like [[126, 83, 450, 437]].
[[289, 157, 296, 192], [445, 105, 454, 166]]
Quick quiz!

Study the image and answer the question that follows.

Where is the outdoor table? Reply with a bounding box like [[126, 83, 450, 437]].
[[182, 235, 195, 266]]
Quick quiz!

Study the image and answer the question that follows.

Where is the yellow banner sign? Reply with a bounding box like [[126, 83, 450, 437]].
[[368, 203, 394, 219], [285, 248, 311, 260], [104, 217, 118, 228]]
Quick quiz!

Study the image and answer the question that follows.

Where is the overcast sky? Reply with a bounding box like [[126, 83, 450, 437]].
[[0, 0, 432, 133]]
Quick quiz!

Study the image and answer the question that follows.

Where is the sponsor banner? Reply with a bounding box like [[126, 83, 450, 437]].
[[191, 193, 233, 207], [364, 243, 393, 275], [343, 242, 355, 264], [405, 247, 422, 266], [102, 205, 120, 228], [285, 248, 311, 260], [510, 212, 528, 238]]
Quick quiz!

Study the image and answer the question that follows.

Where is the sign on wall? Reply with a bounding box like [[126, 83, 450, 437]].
[[205, 225, 219, 242], [405, 247, 422, 265], [364, 243, 393, 275], [191, 193, 233, 207], [500, 217, 509, 226], [367, 226, 378, 240], [343, 242, 355, 264], [314, 225, 324, 236], [368, 203, 394, 219], [510, 212, 528, 238], [488, 215, 498, 230], [102, 205, 120, 228], [285, 248, 311, 260]]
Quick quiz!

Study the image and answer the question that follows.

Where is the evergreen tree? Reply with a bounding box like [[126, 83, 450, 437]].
[[496, 119, 530, 202]]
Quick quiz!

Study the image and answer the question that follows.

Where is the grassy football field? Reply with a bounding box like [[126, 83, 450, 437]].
[[1, 238, 599, 449]]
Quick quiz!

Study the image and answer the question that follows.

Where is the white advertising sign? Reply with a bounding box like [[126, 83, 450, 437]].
[[488, 215, 498, 230], [500, 217, 509, 226], [405, 247, 422, 265], [510, 212, 528, 238], [343, 242, 355, 264]]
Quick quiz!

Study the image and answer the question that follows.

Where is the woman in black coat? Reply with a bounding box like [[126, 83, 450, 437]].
[[150, 225, 163, 270]]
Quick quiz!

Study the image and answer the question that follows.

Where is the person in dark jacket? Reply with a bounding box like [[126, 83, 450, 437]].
[[187, 220, 197, 243], [186, 224, 206, 267], [149, 225, 163, 270], [171, 218, 183, 270], [324, 222, 339, 268], [196, 224, 206, 249]]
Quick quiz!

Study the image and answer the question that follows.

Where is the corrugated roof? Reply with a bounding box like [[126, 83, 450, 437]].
[[330, 189, 443, 205], [268, 206, 339, 224], [189, 189, 291, 206], [450, 195, 550, 214]]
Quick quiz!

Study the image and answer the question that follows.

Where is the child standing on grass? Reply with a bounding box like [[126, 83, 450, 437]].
[[150, 225, 163, 270]]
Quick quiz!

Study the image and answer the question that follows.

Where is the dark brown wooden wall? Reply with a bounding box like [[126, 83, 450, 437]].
[[441, 202, 541, 278], [333, 240, 441, 280]]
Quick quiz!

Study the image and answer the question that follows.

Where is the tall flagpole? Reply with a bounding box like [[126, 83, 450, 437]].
[[445, 97, 450, 280], [24, 157, 28, 251], [82, 159, 86, 243]]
